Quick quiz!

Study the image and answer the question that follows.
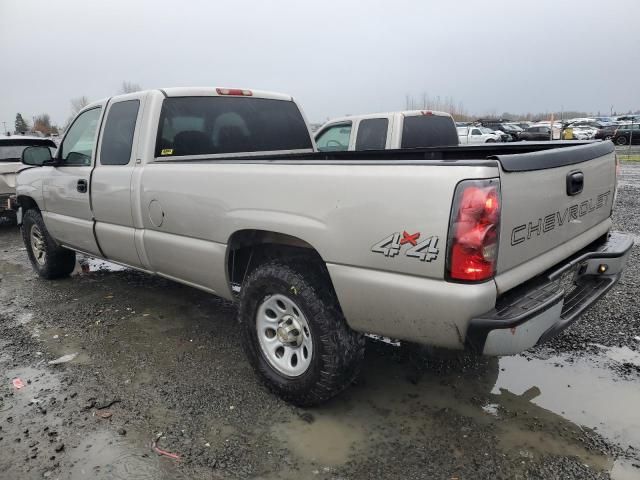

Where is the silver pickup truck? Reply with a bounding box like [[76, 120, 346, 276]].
[[15, 87, 633, 406]]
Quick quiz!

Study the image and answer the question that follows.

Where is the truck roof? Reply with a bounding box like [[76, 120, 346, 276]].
[[323, 110, 452, 124], [85, 87, 294, 110]]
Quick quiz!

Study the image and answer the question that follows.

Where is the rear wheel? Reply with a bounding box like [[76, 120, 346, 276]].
[[616, 136, 628, 145], [238, 259, 365, 406], [21, 209, 76, 279]]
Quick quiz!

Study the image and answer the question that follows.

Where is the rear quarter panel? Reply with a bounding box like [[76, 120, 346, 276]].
[[138, 162, 499, 293]]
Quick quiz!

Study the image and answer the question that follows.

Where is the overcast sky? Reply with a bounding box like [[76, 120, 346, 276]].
[[1, 0, 639, 130]]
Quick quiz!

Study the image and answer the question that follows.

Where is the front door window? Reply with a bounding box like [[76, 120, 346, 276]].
[[60, 108, 102, 166]]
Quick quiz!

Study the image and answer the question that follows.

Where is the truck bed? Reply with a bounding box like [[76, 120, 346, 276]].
[[155, 140, 613, 172]]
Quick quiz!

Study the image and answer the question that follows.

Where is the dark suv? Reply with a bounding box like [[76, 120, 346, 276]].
[[613, 124, 640, 145], [519, 125, 551, 141], [594, 125, 619, 141]]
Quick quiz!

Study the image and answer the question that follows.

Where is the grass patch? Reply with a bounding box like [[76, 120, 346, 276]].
[[619, 154, 640, 162]]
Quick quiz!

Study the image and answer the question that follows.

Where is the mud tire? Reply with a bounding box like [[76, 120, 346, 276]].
[[22, 209, 76, 279], [238, 259, 365, 406]]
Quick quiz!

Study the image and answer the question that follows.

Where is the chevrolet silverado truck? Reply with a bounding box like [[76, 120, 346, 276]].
[[314, 110, 459, 151], [15, 87, 633, 406], [0, 136, 57, 223]]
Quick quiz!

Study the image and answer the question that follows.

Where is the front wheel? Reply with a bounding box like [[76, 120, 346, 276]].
[[22, 209, 76, 279], [238, 259, 365, 406], [616, 136, 628, 145]]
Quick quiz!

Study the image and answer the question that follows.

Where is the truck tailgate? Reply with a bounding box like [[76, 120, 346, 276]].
[[494, 142, 616, 291]]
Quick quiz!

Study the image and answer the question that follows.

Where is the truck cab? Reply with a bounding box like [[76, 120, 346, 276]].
[[457, 126, 503, 144], [314, 110, 458, 151]]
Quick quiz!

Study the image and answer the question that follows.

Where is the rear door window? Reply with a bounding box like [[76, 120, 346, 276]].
[[100, 100, 140, 165], [401, 115, 459, 148], [315, 123, 352, 151], [355, 118, 388, 151], [156, 97, 312, 157]]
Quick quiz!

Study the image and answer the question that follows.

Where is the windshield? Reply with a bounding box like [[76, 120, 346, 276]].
[[480, 127, 494, 134]]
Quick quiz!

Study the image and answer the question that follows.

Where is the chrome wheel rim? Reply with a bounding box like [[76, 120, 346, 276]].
[[256, 294, 313, 377], [30, 224, 46, 266]]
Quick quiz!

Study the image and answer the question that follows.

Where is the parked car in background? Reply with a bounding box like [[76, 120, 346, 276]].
[[457, 126, 502, 143], [566, 120, 604, 128], [570, 125, 597, 140], [594, 125, 619, 140], [519, 125, 552, 141], [480, 121, 523, 141], [1, 136, 57, 223], [613, 124, 640, 145], [315, 110, 459, 151], [615, 115, 640, 124], [592, 117, 616, 125], [492, 129, 512, 142]]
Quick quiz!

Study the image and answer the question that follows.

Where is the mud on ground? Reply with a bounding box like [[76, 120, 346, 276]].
[[0, 164, 639, 479]]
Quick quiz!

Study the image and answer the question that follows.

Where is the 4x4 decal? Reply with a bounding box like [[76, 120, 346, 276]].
[[371, 231, 439, 262]]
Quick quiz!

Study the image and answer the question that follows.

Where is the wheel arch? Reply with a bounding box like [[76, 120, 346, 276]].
[[225, 229, 328, 295], [17, 195, 42, 212]]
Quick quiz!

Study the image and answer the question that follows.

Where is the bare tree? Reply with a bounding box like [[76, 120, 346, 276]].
[[70, 96, 90, 115], [33, 113, 53, 136], [63, 96, 90, 131], [120, 81, 141, 94]]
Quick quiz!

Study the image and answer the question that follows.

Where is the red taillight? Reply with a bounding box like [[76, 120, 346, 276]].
[[447, 179, 501, 282], [216, 88, 253, 96]]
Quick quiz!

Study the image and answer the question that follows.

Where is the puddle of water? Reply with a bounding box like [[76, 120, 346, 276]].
[[594, 344, 640, 368], [38, 326, 91, 365], [272, 415, 366, 466], [271, 344, 639, 476], [494, 353, 640, 450], [1, 366, 62, 420], [611, 459, 640, 480], [68, 430, 181, 480]]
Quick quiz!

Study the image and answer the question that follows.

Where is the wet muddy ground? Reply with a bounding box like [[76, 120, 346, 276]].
[[1, 164, 639, 480]]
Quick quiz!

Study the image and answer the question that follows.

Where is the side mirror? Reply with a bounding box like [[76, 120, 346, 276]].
[[22, 146, 53, 166]]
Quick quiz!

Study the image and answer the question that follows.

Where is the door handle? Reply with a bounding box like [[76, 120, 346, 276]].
[[77, 179, 88, 193]]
